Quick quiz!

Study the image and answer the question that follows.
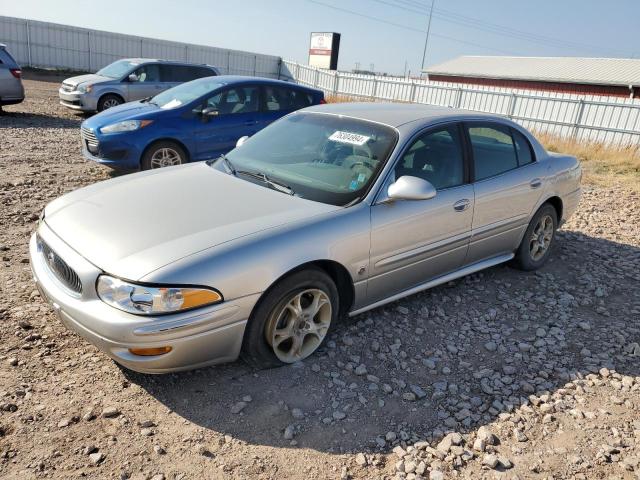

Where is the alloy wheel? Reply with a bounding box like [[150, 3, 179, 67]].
[[265, 289, 332, 363], [529, 214, 554, 261], [150, 147, 182, 168]]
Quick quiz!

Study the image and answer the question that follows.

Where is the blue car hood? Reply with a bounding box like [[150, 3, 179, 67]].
[[83, 101, 164, 130]]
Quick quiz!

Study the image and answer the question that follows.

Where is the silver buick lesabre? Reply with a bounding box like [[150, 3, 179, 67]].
[[30, 103, 581, 373]]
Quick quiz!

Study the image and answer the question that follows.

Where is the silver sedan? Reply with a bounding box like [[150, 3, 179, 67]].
[[30, 103, 582, 373]]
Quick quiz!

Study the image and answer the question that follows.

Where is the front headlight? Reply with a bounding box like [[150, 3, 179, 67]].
[[96, 275, 222, 315], [100, 119, 153, 134], [77, 84, 93, 94]]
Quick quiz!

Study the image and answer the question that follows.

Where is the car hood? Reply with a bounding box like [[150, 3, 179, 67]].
[[82, 101, 162, 129], [44, 163, 340, 280], [63, 73, 111, 88]]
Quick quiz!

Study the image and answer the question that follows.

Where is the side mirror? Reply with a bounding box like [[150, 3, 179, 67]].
[[387, 176, 437, 201], [128, 73, 139, 82], [236, 135, 249, 148]]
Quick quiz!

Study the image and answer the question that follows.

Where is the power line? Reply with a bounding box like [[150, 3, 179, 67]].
[[389, 0, 627, 56], [305, 0, 516, 55]]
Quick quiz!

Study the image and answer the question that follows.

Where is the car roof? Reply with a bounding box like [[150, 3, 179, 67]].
[[303, 102, 498, 128], [195, 75, 320, 90], [119, 58, 216, 67]]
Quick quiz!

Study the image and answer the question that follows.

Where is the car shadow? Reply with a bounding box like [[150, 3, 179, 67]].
[[120, 229, 640, 455], [0, 111, 81, 129]]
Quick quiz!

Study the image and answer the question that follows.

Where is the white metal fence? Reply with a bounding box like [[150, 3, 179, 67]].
[[0, 16, 282, 78], [282, 61, 640, 147]]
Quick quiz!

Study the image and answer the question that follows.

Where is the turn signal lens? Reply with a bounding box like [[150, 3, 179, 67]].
[[128, 346, 172, 356]]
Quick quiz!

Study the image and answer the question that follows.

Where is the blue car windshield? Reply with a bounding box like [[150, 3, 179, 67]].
[[97, 60, 139, 79], [151, 79, 225, 110], [223, 112, 398, 206]]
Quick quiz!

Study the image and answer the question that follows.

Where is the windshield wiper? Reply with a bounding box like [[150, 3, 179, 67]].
[[208, 154, 237, 175], [236, 170, 295, 196]]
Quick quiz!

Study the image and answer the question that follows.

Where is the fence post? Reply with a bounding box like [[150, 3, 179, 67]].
[[573, 100, 585, 138], [227, 50, 231, 74], [507, 93, 516, 118], [295, 62, 301, 81], [371, 78, 378, 100], [314, 68, 319, 88], [455, 88, 463, 108], [277, 59, 283, 80], [410, 82, 417, 103], [87, 30, 92, 71], [333, 71, 339, 97], [184, 44, 188, 62], [25, 20, 32, 67], [253, 55, 257, 76]]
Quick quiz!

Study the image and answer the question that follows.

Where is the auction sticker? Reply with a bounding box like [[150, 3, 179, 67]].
[[329, 131, 370, 146]]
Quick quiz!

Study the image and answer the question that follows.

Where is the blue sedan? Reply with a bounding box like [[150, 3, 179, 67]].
[[80, 76, 325, 170]]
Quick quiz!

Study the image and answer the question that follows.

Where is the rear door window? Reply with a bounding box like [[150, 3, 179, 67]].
[[467, 124, 518, 181]]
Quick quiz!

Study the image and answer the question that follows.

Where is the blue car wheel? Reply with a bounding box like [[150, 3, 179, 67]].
[[141, 141, 187, 170]]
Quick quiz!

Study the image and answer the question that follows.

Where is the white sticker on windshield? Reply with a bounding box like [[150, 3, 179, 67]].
[[329, 131, 371, 146]]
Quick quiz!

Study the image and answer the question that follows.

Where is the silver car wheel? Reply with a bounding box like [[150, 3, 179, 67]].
[[102, 98, 121, 109], [529, 214, 554, 261], [150, 148, 183, 169], [265, 288, 332, 363]]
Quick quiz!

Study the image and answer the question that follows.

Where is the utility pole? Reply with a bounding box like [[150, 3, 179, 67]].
[[420, 0, 435, 76]]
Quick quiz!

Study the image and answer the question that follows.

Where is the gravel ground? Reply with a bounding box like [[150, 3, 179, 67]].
[[0, 74, 639, 480]]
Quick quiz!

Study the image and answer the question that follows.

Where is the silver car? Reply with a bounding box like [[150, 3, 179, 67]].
[[59, 58, 220, 112], [30, 103, 582, 373], [0, 43, 25, 109]]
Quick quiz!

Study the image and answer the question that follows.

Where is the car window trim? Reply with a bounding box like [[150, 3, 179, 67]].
[[510, 127, 537, 166], [464, 120, 525, 183], [374, 120, 470, 204]]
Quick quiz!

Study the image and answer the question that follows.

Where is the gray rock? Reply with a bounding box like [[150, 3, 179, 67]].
[[230, 401, 247, 414], [101, 406, 120, 418], [89, 452, 105, 465]]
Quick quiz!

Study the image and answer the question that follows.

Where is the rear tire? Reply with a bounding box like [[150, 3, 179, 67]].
[[97, 94, 123, 112], [141, 141, 187, 170], [513, 203, 558, 271], [241, 268, 339, 369]]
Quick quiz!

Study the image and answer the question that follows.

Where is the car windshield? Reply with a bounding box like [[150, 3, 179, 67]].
[[151, 79, 225, 110], [97, 60, 139, 79], [221, 112, 398, 206]]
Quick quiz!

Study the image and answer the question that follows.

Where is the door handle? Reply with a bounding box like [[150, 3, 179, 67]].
[[453, 199, 470, 212], [530, 178, 542, 189]]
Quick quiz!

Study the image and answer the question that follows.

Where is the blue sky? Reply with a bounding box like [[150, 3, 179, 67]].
[[1, 0, 637, 75]]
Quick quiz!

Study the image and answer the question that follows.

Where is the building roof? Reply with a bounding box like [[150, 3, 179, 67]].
[[425, 56, 640, 87]]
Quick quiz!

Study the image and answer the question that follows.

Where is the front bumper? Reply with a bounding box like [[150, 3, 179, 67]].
[[30, 223, 257, 373], [59, 89, 97, 111], [80, 127, 143, 170]]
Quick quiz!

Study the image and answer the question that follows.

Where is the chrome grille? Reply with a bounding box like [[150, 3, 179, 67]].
[[37, 235, 82, 295], [81, 127, 99, 148]]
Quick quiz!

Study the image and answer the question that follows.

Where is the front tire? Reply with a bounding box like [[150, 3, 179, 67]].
[[513, 203, 558, 271], [141, 141, 187, 170], [97, 94, 123, 112], [241, 268, 339, 369]]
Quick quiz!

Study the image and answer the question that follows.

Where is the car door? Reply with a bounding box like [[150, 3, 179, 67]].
[[126, 63, 163, 101], [368, 124, 474, 303], [464, 122, 546, 264], [192, 84, 262, 160]]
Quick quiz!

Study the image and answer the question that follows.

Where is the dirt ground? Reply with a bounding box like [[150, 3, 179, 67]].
[[0, 73, 639, 480]]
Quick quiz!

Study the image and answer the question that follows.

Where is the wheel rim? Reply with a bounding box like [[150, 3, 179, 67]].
[[265, 289, 332, 363], [150, 147, 182, 168], [102, 98, 120, 109], [529, 214, 554, 261]]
